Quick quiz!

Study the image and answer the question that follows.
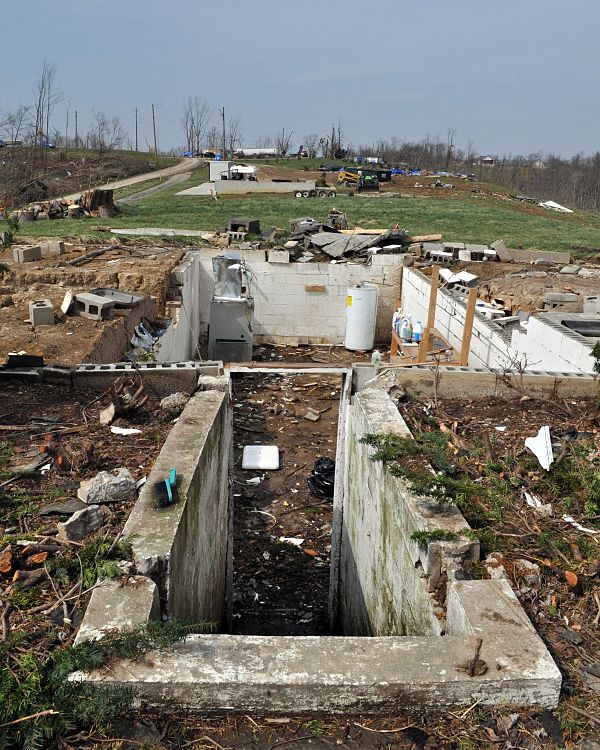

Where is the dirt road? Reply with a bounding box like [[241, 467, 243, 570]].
[[58, 157, 205, 202]]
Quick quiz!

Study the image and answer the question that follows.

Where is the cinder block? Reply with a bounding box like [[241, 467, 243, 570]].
[[73, 293, 115, 320], [13, 245, 42, 263], [40, 240, 65, 257], [28, 299, 54, 326]]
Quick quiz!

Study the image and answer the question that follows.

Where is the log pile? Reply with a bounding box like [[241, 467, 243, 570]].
[[17, 188, 115, 222]]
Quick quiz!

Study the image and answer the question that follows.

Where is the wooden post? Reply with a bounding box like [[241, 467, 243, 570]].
[[417, 267, 439, 363], [459, 288, 477, 366]]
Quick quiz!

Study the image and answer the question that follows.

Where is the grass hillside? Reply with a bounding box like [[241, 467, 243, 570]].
[[5, 161, 600, 253]]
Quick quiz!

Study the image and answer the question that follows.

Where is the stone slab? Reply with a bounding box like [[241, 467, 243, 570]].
[[268, 250, 290, 264], [40, 240, 65, 257]]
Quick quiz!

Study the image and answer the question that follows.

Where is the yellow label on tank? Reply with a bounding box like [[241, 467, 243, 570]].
[[347, 295, 353, 306]]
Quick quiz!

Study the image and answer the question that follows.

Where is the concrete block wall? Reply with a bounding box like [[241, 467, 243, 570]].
[[193, 251, 402, 346], [401, 268, 510, 368], [337, 388, 477, 637], [510, 314, 596, 374]]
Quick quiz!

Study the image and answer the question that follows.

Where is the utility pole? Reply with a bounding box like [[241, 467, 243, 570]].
[[152, 103, 159, 166], [65, 103, 69, 150], [135, 108, 138, 152], [221, 106, 230, 178], [74, 110, 78, 147], [221, 106, 226, 160]]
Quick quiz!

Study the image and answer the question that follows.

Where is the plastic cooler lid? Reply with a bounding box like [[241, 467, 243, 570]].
[[242, 445, 280, 471]]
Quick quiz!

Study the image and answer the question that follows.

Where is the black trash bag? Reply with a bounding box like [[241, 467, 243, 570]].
[[307, 457, 335, 499]]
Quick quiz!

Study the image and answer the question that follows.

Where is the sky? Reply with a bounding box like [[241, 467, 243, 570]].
[[1, 0, 600, 158]]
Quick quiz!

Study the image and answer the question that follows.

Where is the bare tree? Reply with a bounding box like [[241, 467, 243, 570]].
[[180, 96, 210, 154], [275, 128, 294, 157], [0, 105, 29, 142], [256, 134, 274, 148], [303, 133, 319, 159], [205, 125, 220, 150], [87, 111, 126, 152], [31, 61, 61, 168], [227, 115, 243, 156]]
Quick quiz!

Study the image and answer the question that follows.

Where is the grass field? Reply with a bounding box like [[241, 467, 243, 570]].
[[5, 164, 600, 252]]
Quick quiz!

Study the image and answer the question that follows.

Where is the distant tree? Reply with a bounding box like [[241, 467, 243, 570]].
[[180, 96, 210, 154], [275, 128, 294, 157], [256, 134, 274, 148], [303, 133, 319, 159], [87, 111, 126, 152], [227, 115, 243, 156], [205, 125, 220, 151], [31, 60, 61, 168]]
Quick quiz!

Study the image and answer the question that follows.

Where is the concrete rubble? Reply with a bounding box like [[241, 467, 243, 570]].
[[78, 467, 137, 505]]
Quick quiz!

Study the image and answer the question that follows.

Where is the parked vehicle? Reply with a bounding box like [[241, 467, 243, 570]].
[[294, 186, 337, 198]]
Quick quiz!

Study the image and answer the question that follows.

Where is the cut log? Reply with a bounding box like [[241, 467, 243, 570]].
[[0, 549, 13, 575], [12, 568, 48, 589]]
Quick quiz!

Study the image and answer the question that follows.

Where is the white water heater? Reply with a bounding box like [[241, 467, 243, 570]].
[[344, 284, 379, 351]]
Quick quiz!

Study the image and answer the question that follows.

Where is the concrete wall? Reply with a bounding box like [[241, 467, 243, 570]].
[[122, 387, 232, 624], [84, 297, 158, 363], [191, 250, 402, 346], [401, 267, 510, 368], [510, 313, 597, 374], [158, 253, 203, 363], [351, 363, 598, 400], [214, 180, 316, 195], [337, 388, 477, 637]]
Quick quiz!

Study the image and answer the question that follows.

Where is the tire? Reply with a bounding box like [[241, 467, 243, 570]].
[[302, 191, 309, 197], [309, 190, 317, 197], [318, 190, 327, 198], [328, 190, 336, 197], [295, 191, 303, 198]]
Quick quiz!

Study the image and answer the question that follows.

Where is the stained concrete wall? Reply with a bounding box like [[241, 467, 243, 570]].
[[122, 387, 232, 624], [337, 388, 477, 637], [401, 267, 511, 368]]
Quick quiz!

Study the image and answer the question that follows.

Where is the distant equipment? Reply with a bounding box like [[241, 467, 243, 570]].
[[207, 253, 254, 362]]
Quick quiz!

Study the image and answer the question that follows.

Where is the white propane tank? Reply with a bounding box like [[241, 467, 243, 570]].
[[345, 284, 379, 350]]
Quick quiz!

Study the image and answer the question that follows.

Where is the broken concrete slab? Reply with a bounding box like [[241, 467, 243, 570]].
[[74, 576, 160, 646], [79, 468, 137, 505], [491, 239, 511, 262], [160, 392, 190, 415], [38, 497, 88, 516], [57, 504, 110, 542], [559, 264, 581, 274]]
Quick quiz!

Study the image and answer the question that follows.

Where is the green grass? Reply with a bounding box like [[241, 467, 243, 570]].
[[5, 165, 600, 251], [112, 176, 164, 199]]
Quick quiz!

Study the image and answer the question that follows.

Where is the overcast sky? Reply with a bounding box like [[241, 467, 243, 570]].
[[2, 0, 599, 157]]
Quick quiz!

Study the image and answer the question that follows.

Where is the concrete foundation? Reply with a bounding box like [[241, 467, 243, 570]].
[[73, 369, 561, 715]]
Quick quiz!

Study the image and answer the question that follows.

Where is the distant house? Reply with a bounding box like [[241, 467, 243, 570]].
[[532, 159, 547, 169], [479, 156, 495, 166]]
